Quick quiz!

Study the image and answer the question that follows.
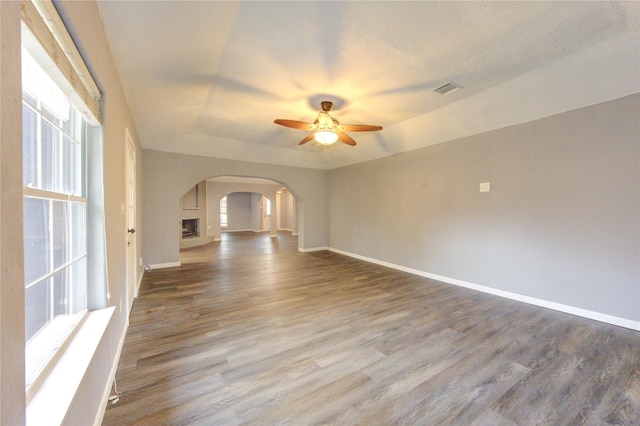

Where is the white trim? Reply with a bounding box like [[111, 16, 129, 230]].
[[26, 307, 115, 426], [292, 233, 299, 236], [24, 186, 87, 202], [214, 238, 222, 242], [25, 311, 88, 394], [30, 0, 101, 100], [298, 246, 330, 253], [329, 247, 640, 331], [21, 0, 101, 124], [222, 229, 260, 233], [93, 313, 128, 426], [124, 128, 137, 310], [148, 261, 181, 270]]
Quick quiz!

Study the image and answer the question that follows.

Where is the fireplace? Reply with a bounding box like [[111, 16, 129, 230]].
[[182, 218, 199, 238]]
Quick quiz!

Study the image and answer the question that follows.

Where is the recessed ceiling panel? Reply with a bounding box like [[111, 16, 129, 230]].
[[90, 1, 640, 169]]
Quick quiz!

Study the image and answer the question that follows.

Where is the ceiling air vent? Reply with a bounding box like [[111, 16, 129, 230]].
[[433, 82, 462, 96]]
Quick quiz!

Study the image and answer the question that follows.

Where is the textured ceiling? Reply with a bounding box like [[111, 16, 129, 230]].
[[93, 1, 640, 170]]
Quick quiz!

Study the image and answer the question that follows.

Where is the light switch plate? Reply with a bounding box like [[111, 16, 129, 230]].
[[479, 182, 491, 192]]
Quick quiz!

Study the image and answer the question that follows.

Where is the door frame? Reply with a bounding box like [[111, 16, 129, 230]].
[[125, 128, 137, 316]]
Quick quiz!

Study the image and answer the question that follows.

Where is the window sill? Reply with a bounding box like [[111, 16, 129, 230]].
[[26, 311, 86, 390], [26, 306, 115, 426]]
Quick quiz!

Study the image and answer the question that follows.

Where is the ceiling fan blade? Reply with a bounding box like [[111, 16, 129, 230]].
[[337, 131, 357, 146], [274, 119, 315, 130], [298, 133, 315, 145], [338, 124, 383, 132]]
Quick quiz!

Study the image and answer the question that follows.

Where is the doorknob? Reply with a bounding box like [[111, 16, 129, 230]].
[[127, 228, 136, 234]]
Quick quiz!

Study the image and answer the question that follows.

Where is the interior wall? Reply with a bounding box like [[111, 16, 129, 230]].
[[46, 1, 145, 422], [0, 2, 26, 424], [256, 193, 266, 230], [226, 192, 255, 230], [329, 94, 640, 324], [279, 190, 295, 231], [180, 182, 202, 210], [206, 181, 286, 241], [143, 150, 328, 266]]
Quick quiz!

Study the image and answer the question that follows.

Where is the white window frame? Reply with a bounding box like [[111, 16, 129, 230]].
[[20, 0, 103, 396], [22, 55, 90, 390]]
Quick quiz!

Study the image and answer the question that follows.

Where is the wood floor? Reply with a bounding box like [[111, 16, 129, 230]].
[[103, 231, 640, 425]]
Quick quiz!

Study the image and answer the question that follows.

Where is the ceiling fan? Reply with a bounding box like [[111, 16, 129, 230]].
[[274, 101, 383, 146]]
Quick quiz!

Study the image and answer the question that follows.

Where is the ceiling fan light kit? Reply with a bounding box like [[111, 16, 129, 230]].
[[274, 101, 383, 147], [314, 130, 339, 145]]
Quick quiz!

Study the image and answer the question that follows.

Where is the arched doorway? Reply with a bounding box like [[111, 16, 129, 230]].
[[177, 176, 299, 253], [141, 150, 328, 269], [217, 191, 269, 233]]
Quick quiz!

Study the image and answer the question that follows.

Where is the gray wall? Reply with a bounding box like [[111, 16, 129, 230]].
[[278, 189, 295, 231], [330, 94, 640, 323], [52, 2, 146, 422], [253, 193, 264, 231], [227, 192, 256, 230], [143, 150, 329, 265]]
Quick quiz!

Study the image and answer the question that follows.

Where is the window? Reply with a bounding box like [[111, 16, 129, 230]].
[[220, 196, 228, 227], [20, 1, 104, 405], [22, 48, 88, 388]]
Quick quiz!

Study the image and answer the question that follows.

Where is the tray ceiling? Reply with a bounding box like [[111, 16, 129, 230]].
[[89, 1, 640, 169]]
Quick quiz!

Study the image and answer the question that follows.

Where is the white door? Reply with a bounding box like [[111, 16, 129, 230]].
[[262, 196, 270, 231], [125, 129, 137, 315]]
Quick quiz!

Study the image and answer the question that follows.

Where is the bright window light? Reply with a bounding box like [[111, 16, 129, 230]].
[[22, 48, 88, 389]]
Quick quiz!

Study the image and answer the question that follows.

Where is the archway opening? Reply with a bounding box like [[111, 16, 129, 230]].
[[177, 176, 300, 262]]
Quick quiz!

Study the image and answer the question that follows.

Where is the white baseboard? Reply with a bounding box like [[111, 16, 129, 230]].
[[148, 261, 181, 269], [136, 269, 143, 296], [329, 247, 640, 331], [299, 246, 330, 253], [292, 233, 298, 236]]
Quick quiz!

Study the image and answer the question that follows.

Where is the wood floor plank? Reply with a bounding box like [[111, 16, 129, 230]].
[[103, 231, 640, 425]]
